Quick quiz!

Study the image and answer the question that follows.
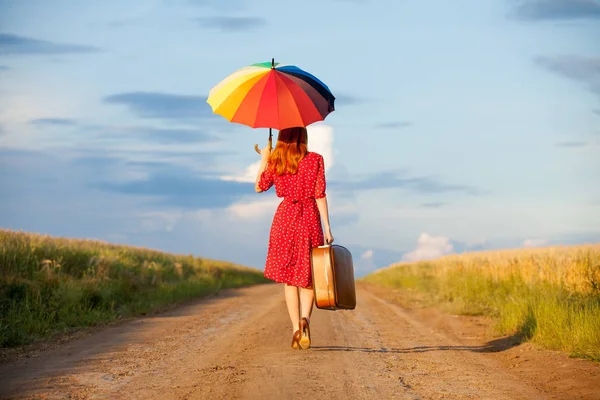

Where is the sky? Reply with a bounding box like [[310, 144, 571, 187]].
[[1, 0, 599, 277]]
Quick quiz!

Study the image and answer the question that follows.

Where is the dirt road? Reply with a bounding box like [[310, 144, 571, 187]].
[[1, 283, 599, 400]]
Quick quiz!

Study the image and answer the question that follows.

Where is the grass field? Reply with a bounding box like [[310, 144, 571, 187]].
[[362, 244, 600, 361], [0, 229, 269, 348]]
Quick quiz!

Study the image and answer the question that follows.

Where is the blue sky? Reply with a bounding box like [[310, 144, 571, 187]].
[[1, 0, 599, 276]]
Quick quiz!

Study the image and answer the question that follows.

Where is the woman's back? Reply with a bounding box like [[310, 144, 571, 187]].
[[259, 152, 326, 200]]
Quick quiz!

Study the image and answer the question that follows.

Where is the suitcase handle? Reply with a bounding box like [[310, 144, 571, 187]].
[[319, 239, 334, 248]]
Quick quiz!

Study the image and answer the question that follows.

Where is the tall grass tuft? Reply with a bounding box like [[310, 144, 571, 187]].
[[0, 229, 269, 348], [363, 245, 600, 361]]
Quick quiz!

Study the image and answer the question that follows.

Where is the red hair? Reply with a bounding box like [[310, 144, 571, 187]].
[[268, 127, 308, 175]]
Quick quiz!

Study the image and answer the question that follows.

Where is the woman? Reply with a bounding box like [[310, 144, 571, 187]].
[[255, 126, 333, 350]]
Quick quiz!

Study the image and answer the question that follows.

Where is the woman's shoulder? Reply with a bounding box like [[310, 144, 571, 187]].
[[306, 151, 323, 160], [299, 152, 323, 169]]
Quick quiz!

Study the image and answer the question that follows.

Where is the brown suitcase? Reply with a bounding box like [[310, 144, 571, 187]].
[[310, 244, 356, 310]]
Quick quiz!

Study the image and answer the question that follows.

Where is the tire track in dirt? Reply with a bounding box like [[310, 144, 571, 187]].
[[1, 283, 598, 400], [349, 288, 545, 399]]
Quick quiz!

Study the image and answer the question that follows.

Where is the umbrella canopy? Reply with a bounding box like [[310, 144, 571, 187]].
[[207, 59, 335, 131]]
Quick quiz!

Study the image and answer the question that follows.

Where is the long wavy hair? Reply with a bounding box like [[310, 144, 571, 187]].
[[267, 126, 308, 176]]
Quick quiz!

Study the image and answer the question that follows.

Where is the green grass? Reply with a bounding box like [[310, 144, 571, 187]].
[[362, 245, 600, 361], [0, 229, 270, 348]]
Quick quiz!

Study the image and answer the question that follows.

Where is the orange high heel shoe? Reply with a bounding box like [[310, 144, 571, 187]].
[[299, 318, 311, 349], [291, 330, 301, 349]]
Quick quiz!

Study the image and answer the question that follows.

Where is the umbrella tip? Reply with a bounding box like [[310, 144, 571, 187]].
[[271, 58, 274, 68]]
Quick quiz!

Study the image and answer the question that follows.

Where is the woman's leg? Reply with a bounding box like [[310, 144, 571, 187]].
[[299, 286, 314, 323], [284, 284, 300, 333]]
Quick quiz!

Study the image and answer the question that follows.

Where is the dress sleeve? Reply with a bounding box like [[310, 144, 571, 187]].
[[258, 165, 275, 192], [315, 155, 326, 199]]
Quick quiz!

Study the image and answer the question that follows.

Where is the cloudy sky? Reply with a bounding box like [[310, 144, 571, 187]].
[[1, 0, 599, 276]]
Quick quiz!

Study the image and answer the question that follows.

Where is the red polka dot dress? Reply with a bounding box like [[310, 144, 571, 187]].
[[257, 152, 326, 289]]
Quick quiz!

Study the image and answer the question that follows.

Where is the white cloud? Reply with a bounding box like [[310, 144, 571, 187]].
[[226, 195, 280, 219], [221, 160, 261, 183], [522, 238, 548, 248], [355, 248, 376, 277], [0, 92, 80, 151], [361, 249, 374, 259], [402, 233, 454, 262], [307, 123, 334, 171], [0, 94, 50, 127]]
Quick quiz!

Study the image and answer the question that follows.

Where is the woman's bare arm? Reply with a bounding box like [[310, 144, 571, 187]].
[[254, 146, 271, 192], [316, 196, 333, 244]]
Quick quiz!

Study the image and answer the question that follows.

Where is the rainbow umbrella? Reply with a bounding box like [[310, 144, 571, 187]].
[[207, 59, 335, 153]]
